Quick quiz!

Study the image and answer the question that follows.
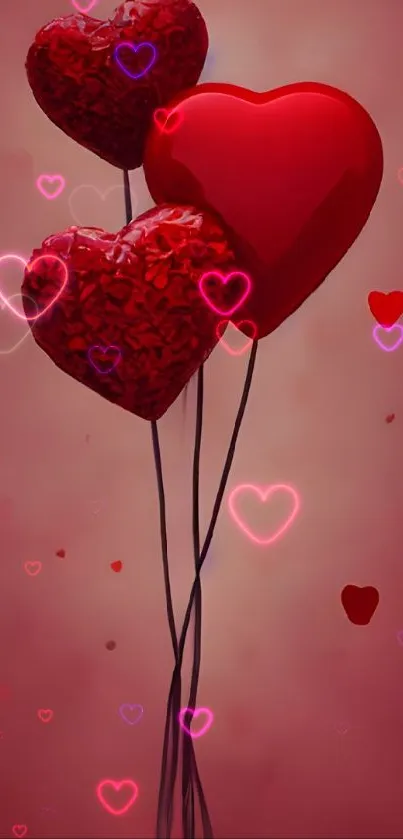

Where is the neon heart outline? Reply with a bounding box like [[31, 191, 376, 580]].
[[372, 324, 403, 352], [216, 319, 257, 356], [199, 271, 251, 317], [0, 292, 38, 355], [178, 707, 214, 739], [36, 174, 66, 200], [12, 826, 28, 839], [68, 184, 133, 226], [71, 0, 98, 12], [119, 704, 144, 726], [228, 483, 301, 546], [113, 41, 157, 81], [37, 709, 53, 723], [96, 778, 139, 816], [0, 253, 68, 322], [24, 561, 42, 576], [153, 107, 184, 135], [87, 345, 122, 374]]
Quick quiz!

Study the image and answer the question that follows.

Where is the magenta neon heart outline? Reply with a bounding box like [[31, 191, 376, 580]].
[[178, 707, 214, 739], [36, 174, 66, 200], [228, 483, 301, 546], [113, 41, 157, 81], [0, 253, 68, 322], [372, 324, 403, 352], [87, 345, 122, 374], [96, 778, 138, 816], [199, 271, 251, 316]]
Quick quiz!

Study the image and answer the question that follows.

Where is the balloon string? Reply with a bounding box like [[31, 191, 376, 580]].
[[156, 340, 259, 838], [122, 171, 181, 834], [182, 364, 214, 839]]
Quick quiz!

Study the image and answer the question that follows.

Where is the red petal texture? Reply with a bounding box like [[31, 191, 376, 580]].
[[21, 205, 235, 422], [25, 0, 208, 170], [143, 82, 384, 338]]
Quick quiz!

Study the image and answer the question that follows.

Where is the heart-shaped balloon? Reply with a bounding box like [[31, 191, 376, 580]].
[[21, 205, 235, 421], [144, 82, 384, 338], [25, 0, 208, 170]]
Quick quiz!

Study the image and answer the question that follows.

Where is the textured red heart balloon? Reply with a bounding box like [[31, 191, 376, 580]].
[[25, 0, 208, 170], [144, 82, 384, 338], [21, 205, 234, 421]]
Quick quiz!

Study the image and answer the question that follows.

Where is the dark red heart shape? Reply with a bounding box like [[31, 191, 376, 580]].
[[341, 585, 379, 626], [144, 81, 383, 338], [25, 0, 208, 170], [21, 205, 235, 421], [367, 291, 403, 328]]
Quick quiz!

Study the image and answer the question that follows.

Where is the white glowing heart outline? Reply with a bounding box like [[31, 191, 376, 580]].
[[0, 253, 68, 322]]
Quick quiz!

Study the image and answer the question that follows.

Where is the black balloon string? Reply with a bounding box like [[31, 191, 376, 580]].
[[157, 340, 259, 838]]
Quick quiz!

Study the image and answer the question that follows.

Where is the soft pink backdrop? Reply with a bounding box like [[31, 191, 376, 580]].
[[1, 0, 402, 837]]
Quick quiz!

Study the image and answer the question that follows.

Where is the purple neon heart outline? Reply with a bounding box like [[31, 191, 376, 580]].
[[113, 41, 157, 80], [87, 345, 121, 374], [372, 324, 403, 352]]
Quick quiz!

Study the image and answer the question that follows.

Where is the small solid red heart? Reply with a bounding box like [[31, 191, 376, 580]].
[[25, 0, 208, 170], [21, 204, 234, 421], [153, 108, 184, 135], [56, 549, 65, 558], [144, 81, 383, 339], [367, 291, 403, 327], [341, 585, 379, 625], [385, 413, 395, 424], [37, 708, 54, 723], [111, 561, 123, 573]]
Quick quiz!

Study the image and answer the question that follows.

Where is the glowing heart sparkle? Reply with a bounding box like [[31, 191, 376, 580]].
[[36, 174, 65, 200], [24, 561, 42, 576], [87, 345, 121, 374], [71, 0, 98, 10], [113, 42, 157, 81], [119, 704, 143, 726], [199, 271, 251, 316], [178, 707, 214, 739], [0, 253, 68, 322], [96, 778, 138, 816], [372, 324, 403, 352], [153, 107, 184, 134], [228, 483, 301, 546], [216, 319, 257, 356]]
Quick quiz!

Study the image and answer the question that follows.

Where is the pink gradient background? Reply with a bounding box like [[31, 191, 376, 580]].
[[0, 0, 402, 836]]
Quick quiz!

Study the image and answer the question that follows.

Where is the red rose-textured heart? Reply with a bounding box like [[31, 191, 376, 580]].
[[144, 82, 383, 338], [21, 205, 235, 421], [25, 0, 208, 170]]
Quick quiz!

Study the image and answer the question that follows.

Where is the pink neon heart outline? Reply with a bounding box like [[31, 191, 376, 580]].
[[0, 292, 38, 355], [96, 779, 138, 816], [199, 271, 251, 317], [12, 826, 28, 839], [228, 483, 301, 546], [153, 107, 184, 135], [216, 319, 257, 356], [372, 324, 403, 352], [24, 561, 42, 576], [36, 174, 66, 200], [71, 0, 98, 12], [178, 707, 214, 739], [37, 709, 53, 723], [0, 253, 68, 322]]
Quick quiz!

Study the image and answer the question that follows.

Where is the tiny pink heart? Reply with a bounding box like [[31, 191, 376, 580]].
[[36, 174, 66, 200], [178, 707, 214, 739], [37, 708, 53, 723], [71, 0, 98, 12], [96, 779, 138, 816], [12, 826, 28, 839], [24, 561, 42, 577]]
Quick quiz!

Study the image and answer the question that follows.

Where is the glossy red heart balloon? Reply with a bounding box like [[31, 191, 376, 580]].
[[25, 0, 208, 170], [144, 82, 384, 338], [21, 205, 234, 421]]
